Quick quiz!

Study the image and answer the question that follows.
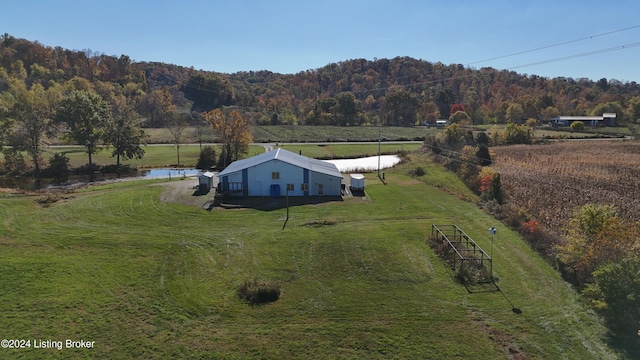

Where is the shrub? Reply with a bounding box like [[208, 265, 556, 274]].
[[196, 145, 217, 170], [428, 234, 452, 259], [74, 163, 101, 175], [42, 153, 70, 183], [36, 192, 69, 207], [100, 164, 136, 175], [570, 121, 585, 131], [456, 260, 492, 285], [408, 166, 425, 177], [482, 173, 505, 204], [237, 278, 281, 305]]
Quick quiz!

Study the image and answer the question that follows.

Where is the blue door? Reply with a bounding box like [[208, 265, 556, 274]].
[[270, 184, 280, 198]]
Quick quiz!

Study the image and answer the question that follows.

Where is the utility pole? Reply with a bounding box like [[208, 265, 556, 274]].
[[377, 129, 381, 179], [488, 227, 496, 281]]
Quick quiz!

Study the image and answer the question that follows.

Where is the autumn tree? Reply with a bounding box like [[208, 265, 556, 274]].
[[525, 118, 538, 138], [105, 95, 147, 168], [450, 103, 464, 115], [384, 88, 419, 126], [55, 90, 110, 172], [583, 256, 640, 343], [182, 72, 235, 112], [442, 123, 463, 146], [204, 109, 252, 168], [11, 83, 61, 175], [505, 103, 525, 123], [457, 145, 481, 189], [0, 66, 27, 150], [307, 97, 337, 125], [590, 101, 623, 123], [557, 204, 630, 286], [501, 123, 531, 144], [449, 110, 471, 125], [137, 87, 175, 127], [541, 106, 560, 121], [334, 91, 361, 126], [0, 83, 16, 150], [625, 96, 640, 123], [435, 88, 455, 119]]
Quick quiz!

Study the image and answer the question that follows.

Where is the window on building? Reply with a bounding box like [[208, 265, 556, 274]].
[[301, 183, 309, 191], [272, 172, 280, 180], [286, 183, 294, 191]]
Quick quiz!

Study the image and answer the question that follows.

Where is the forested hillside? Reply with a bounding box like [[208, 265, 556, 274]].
[[3, 33, 640, 131]]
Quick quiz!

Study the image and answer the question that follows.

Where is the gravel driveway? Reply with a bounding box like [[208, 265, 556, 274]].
[[157, 176, 218, 209]]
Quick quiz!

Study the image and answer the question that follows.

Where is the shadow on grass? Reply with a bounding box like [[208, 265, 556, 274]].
[[213, 196, 343, 211], [466, 282, 522, 314]]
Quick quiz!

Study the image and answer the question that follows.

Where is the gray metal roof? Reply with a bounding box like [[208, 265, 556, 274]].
[[218, 148, 343, 178]]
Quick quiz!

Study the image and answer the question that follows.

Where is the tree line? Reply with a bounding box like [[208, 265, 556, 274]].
[[0, 34, 254, 179], [3, 33, 640, 179], [3, 34, 640, 133]]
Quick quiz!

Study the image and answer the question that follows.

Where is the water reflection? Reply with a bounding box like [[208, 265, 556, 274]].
[[139, 168, 201, 178], [323, 155, 401, 172]]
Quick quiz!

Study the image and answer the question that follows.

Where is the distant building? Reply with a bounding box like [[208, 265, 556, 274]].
[[217, 148, 343, 197], [421, 119, 448, 127], [551, 113, 616, 127]]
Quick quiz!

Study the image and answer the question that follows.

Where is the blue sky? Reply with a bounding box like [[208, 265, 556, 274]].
[[4, 0, 640, 82]]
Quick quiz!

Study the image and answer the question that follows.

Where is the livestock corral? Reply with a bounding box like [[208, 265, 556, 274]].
[[491, 140, 640, 240]]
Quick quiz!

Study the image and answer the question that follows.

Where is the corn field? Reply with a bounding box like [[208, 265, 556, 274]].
[[491, 140, 640, 238]]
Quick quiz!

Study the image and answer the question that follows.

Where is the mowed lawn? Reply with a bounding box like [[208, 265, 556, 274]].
[[0, 156, 617, 359]]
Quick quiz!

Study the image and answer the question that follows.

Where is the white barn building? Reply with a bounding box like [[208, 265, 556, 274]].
[[217, 148, 343, 197], [551, 113, 617, 127]]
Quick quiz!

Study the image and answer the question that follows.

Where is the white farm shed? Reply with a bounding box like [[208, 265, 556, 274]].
[[350, 174, 365, 191], [198, 171, 215, 192], [217, 148, 343, 197]]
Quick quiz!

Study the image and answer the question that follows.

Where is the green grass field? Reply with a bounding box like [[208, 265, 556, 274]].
[[0, 152, 619, 359], [45, 145, 267, 169], [44, 125, 438, 146]]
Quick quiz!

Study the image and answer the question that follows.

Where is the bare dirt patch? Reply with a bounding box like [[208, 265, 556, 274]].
[[156, 178, 214, 209]]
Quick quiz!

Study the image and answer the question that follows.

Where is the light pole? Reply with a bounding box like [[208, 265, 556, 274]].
[[488, 227, 496, 281]]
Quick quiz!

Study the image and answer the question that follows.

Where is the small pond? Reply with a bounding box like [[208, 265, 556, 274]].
[[139, 168, 201, 179], [138, 156, 401, 178], [324, 155, 401, 172]]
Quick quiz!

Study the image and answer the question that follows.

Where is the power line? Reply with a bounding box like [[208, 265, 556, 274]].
[[153, 25, 640, 97], [467, 24, 640, 66], [508, 42, 640, 71]]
